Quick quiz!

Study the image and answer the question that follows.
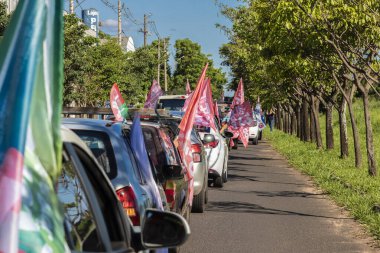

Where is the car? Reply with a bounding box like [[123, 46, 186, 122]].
[[156, 117, 209, 213], [63, 118, 161, 231], [197, 117, 231, 188], [138, 120, 191, 221], [59, 126, 190, 252]]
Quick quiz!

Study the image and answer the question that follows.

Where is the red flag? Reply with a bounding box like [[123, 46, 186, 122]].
[[178, 63, 208, 206], [193, 78, 216, 131], [110, 83, 128, 121], [230, 78, 244, 110], [186, 79, 191, 95], [144, 80, 164, 109]]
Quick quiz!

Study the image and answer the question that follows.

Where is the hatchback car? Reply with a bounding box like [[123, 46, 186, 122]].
[[138, 120, 191, 221], [63, 118, 159, 231], [60, 126, 190, 252]]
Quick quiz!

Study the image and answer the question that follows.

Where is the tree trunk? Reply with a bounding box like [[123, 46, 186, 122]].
[[302, 98, 310, 142], [362, 91, 377, 176], [277, 105, 282, 131], [346, 100, 362, 167], [292, 112, 297, 135], [296, 105, 301, 139], [338, 99, 349, 159], [325, 103, 334, 150], [311, 97, 323, 149], [310, 109, 316, 143]]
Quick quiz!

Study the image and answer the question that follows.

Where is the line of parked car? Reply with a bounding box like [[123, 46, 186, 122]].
[[58, 94, 263, 252]]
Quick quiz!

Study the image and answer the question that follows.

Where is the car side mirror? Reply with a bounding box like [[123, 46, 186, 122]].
[[163, 165, 184, 180], [202, 134, 215, 144], [141, 209, 190, 249], [223, 130, 234, 138]]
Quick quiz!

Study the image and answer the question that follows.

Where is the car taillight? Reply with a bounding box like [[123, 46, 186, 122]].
[[116, 186, 140, 226], [204, 140, 219, 149], [164, 180, 176, 210], [191, 144, 202, 163]]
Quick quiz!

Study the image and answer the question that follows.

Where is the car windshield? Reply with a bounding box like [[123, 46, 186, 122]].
[[159, 99, 186, 111]]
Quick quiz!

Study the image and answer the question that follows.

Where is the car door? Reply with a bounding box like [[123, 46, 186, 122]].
[[59, 142, 134, 253]]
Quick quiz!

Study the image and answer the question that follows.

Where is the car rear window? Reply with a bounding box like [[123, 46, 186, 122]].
[[159, 99, 186, 111], [73, 130, 117, 180]]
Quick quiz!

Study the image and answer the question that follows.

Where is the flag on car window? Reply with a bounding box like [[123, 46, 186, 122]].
[[110, 83, 129, 121], [186, 79, 191, 95], [0, 0, 67, 252], [130, 114, 164, 210], [178, 63, 208, 205], [194, 78, 216, 131], [144, 79, 164, 109], [230, 78, 244, 110]]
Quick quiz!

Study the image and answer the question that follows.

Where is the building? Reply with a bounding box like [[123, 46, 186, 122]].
[[1, 0, 18, 14], [121, 36, 135, 52]]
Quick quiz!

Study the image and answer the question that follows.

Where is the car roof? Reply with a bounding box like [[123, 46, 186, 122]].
[[61, 125, 94, 153]]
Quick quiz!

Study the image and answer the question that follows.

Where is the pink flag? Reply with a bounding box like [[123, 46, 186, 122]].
[[144, 80, 164, 109], [193, 78, 216, 131], [229, 101, 254, 148], [110, 83, 128, 121], [186, 79, 191, 95], [230, 78, 244, 110], [178, 63, 208, 206], [214, 100, 220, 125]]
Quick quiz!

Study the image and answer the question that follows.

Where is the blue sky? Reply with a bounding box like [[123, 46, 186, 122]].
[[65, 0, 242, 92]]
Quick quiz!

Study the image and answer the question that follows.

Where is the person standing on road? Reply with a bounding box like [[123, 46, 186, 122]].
[[267, 108, 275, 132]]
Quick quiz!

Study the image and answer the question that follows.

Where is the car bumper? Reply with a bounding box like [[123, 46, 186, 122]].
[[193, 161, 207, 195]]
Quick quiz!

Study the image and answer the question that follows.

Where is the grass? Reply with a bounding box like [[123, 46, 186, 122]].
[[266, 98, 380, 241]]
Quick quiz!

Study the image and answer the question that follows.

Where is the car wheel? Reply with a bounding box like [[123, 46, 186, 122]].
[[222, 159, 228, 183], [192, 185, 206, 213], [214, 176, 224, 188], [232, 139, 238, 149], [253, 137, 258, 145], [258, 131, 262, 140], [205, 184, 208, 204]]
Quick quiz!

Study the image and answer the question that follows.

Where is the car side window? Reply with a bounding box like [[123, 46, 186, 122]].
[[58, 149, 105, 252]]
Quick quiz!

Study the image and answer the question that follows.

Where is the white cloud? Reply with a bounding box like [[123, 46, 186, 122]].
[[101, 19, 118, 28]]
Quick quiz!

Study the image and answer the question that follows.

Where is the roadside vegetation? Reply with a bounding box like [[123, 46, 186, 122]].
[[266, 99, 380, 239]]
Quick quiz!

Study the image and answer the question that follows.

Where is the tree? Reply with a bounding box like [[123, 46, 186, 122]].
[[0, 1, 10, 36]]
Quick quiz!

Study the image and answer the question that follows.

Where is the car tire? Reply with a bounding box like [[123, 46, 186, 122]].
[[222, 159, 228, 183], [253, 137, 258, 145], [232, 139, 238, 149], [214, 176, 223, 188], [192, 185, 206, 213], [258, 131, 262, 140]]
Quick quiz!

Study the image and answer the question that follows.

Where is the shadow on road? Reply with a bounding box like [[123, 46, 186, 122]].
[[227, 173, 306, 186], [229, 155, 281, 161], [214, 189, 325, 200], [206, 201, 349, 220]]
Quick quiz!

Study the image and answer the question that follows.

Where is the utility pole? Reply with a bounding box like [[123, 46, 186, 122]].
[[143, 14, 148, 47], [163, 39, 168, 92], [118, 0, 122, 45], [157, 40, 161, 84], [70, 0, 74, 14]]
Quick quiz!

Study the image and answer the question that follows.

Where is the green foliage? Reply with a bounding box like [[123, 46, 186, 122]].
[[173, 39, 227, 97], [266, 99, 380, 239], [0, 1, 10, 36]]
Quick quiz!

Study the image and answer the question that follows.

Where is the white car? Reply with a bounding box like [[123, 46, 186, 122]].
[[249, 116, 259, 145], [198, 118, 231, 188]]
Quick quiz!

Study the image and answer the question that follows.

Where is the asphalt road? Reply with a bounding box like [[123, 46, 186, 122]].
[[181, 140, 379, 253]]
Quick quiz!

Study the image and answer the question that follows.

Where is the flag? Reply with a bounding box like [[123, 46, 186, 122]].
[[110, 83, 129, 121], [178, 63, 208, 206], [186, 79, 191, 95], [193, 78, 216, 131], [130, 114, 163, 211], [230, 78, 244, 109], [0, 0, 67, 252], [215, 100, 220, 125], [144, 80, 164, 109], [229, 101, 255, 129]]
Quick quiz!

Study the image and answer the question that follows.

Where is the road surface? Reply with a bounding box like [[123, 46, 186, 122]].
[[181, 140, 378, 253]]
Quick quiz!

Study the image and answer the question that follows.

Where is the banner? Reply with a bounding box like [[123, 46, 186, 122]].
[[144, 80, 164, 109], [178, 63, 208, 206], [0, 0, 68, 252], [110, 83, 129, 121]]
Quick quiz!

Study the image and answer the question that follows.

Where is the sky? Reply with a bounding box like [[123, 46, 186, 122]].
[[64, 0, 242, 93]]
